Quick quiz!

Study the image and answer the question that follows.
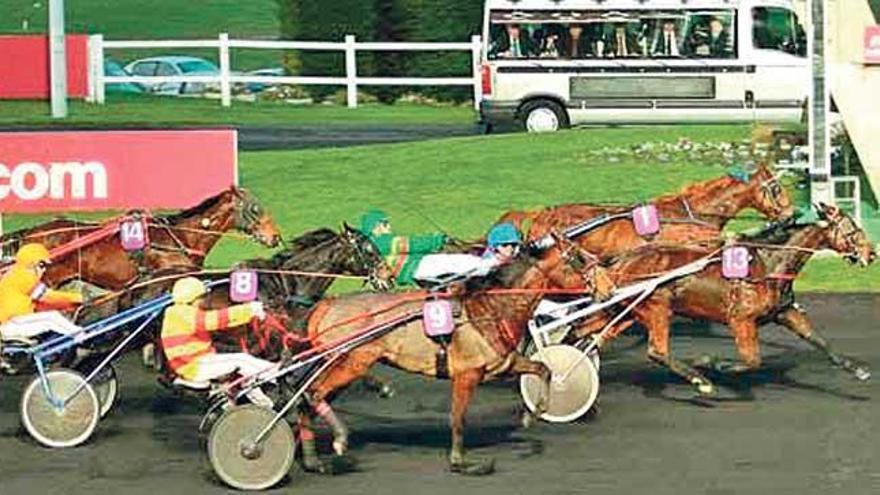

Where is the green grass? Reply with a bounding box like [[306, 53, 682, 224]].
[[0, 0, 281, 70], [0, 95, 477, 127], [3, 125, 875, 292]]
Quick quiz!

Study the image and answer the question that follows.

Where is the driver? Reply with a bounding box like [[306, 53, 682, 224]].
[[412, 223, 522, 286], [160, 276, 275, 407], [0, 243, 84, 345]]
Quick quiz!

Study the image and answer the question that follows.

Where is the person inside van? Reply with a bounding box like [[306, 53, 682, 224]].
[[687, 17, 732, 58], [492, 23, 537, 59], [537, 24, 564, 58], [651, 19, 682, 57], [607, 23, 641, 58], [564, 23, 592, 58]]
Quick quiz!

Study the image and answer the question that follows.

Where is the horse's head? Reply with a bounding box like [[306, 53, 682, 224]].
[[739, 163, 795, 221], [816, 203, 875, 267], [531, 231, 616, 300], [230, 187, 282, 248], [340, 223, 395, 291]]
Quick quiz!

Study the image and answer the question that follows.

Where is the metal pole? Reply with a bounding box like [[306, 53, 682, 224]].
[[49, 0, 68, 118], [809, 0, 833, 204]]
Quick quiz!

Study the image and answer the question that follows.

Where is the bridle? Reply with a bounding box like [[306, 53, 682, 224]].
[[343, 229, 392, 291]]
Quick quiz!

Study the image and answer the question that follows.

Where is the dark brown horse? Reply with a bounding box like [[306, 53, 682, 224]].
[[0, 187, 281, 291], [499, 163, 793, 258], [575, 204, 874, 395], [294, 246, 614, 475]]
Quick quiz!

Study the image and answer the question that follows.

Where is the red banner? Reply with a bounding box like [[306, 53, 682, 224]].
[[866, 26, 880, 64], [0, 35, 89, 99], [0, 130, 237, 213]]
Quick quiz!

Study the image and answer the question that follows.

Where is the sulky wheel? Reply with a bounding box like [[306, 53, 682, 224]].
[[208, 404, 296, 491], [520, 345, 600, 424], [91, 364, 119, 419], [75, 356, 119, 419], [20, 369, 100, 448]]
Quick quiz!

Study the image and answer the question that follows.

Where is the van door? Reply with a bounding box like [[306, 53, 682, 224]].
[[745, 6, 809, 123]]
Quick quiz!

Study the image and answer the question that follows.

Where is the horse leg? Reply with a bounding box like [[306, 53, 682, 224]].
[[507, 353, 551, 428], [308, 348, 383, 458], [775, 306, 870, 381], [297, 413, 324, 473], [695, 318, 762, 374], [641, 301, 715, 396], [449, 367, 493, 475]]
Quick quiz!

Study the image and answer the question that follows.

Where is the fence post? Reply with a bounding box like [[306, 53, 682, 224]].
[[86, 34, 97, 102], [219, 33, 232, 107], [471, 35, 482, 111], [345, 35, 357, 108], [94, 34, 105, 104]]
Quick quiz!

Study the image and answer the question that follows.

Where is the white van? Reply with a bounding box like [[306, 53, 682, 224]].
[[479, 0, 808, 132]]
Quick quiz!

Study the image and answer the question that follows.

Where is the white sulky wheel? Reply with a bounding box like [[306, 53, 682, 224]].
[[20, 369, 100, 448], [91, 364, 119, 419], [208, 404, 296, 491], [520, 345, 600, 424]]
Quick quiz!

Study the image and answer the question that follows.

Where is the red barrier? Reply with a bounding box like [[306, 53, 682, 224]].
[[866, 26, 880, 64], [0, 34, 89, 99], [0, 130, 237, 213]]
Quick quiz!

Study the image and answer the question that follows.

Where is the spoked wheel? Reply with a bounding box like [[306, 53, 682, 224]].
[[520, 345, 600, 423], [20, 369, 100, 448], [208, 404, 296, 491], [92, 365, 119, 419], [75, 357, 119, 419]]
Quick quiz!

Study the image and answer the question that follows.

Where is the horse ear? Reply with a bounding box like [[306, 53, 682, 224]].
[[342, 221, 355, 233]]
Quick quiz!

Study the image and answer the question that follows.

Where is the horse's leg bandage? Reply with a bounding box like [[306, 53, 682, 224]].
[[315, 400, 349, 455]]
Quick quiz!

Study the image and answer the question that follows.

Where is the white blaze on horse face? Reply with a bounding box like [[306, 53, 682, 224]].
[[0, 161, 108, 201]]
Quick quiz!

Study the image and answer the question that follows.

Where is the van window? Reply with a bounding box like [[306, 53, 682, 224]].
[[487, 10, 736, 61], [752, 7, 806, 56]]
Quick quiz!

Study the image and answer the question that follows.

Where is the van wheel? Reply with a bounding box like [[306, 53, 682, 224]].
[[520, 99, 569, 133]]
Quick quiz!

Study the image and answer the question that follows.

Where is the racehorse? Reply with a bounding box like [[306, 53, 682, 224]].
[[499, 163, 793, 257], [0, 187, 282, 291], [201, 225, 395, 360], [574, 204, 874, 395], [296, 243, 615, 475]]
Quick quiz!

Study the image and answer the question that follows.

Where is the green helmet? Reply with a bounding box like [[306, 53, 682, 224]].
[[360, 209, 389, 235]]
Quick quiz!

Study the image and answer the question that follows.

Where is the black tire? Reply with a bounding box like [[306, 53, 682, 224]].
[[519, 99, 570, 133]]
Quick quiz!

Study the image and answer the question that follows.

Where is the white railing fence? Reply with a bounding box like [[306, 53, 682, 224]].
[[87, 33, 483, 109]]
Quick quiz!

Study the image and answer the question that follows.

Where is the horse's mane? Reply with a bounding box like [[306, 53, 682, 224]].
[[738, 220, 808, 245], [284, 228, 339, 252], [653, 173, 735, 205], [163, 188, 233, 223]]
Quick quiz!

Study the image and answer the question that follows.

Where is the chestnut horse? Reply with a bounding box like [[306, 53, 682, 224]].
[[575, 204, 874, 395], [499, 163, 793, 257], [295, 247, 614, 475], [0, 187, 281, 291]]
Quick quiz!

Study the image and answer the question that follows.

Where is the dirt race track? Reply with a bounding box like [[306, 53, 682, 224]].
[[0, 294, 877, 495]]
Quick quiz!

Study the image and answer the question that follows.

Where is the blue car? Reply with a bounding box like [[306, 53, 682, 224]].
[[104, 59, 145, 94]]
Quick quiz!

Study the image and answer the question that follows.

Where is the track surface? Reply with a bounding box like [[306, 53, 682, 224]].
[[1, 294, 877, 495]]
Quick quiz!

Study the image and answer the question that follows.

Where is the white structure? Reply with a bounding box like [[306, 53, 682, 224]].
[[86, 34, 484, 109], [479, 0, 810, 132]]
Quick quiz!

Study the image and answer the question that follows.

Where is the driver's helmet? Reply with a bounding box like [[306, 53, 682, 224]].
[[487, 223, 522, 249]]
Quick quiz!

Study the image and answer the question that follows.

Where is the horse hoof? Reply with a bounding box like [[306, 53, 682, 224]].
[[327, 454, 357, 474], [854, 367, 871, 382], [450, 458, 495, 476], [691, 379, 715, 396]]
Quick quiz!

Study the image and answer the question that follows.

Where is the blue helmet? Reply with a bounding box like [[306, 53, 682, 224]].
[[487, 222, 522, 248]]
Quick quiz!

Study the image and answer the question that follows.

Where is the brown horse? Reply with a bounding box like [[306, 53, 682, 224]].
[[295, 246, 614, 475], [499, 163, 793, 257], [575, 204, 874, 395], [0, 187, 281, 290]]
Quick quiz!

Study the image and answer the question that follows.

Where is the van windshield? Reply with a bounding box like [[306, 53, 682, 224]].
[[752, 7, 806, 56], [487, 9, 736, 61]]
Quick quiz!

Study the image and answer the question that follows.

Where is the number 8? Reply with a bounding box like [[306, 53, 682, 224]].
[[234, 273, 253, 294]]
